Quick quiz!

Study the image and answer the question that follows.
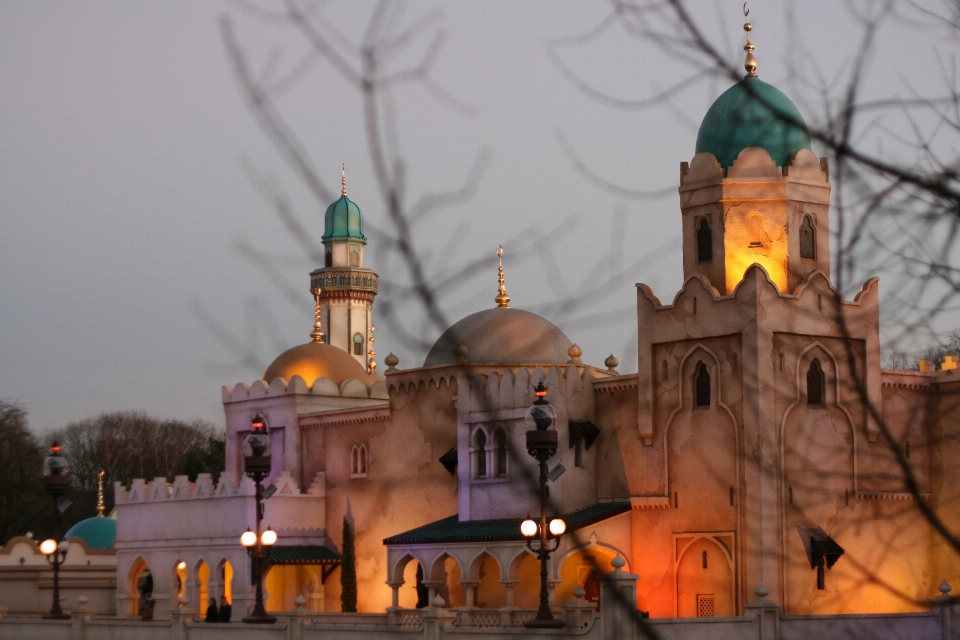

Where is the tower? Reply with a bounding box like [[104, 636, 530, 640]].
[[679, 20, 830, 296], [309, 168, 378, 368]]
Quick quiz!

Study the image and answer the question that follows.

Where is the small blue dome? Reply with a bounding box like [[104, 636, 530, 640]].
[[65, 516, 116, 550], [695, 75, 811, 168], [322, 195, 366, 243]]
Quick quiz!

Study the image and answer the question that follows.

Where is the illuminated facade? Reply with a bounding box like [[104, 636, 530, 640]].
[[23, 36, 958, 625]]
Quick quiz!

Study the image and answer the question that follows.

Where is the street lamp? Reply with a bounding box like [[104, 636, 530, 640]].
[[241, 415, 277, 624], [521, 382, 567, 629], [41, 444, 70, 620]]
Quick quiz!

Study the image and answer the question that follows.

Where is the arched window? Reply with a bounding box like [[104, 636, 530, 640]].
[[748, 213, 763, 247], [353, 333, 364, 355], [702, 550, 708, 569], [697, 219, 712, 263], [473, 429, 487, 479], [325, 250, 333, 267], [807, 359, 825, 405], [800, 215, 816, 259], [695, 363, 710, 407], [349, 249, 360, 267], [493, 428, 507, 477], [351, 444, 368, 477]]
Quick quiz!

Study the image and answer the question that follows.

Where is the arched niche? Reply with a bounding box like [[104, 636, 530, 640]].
[[676, 536, 735, 618]]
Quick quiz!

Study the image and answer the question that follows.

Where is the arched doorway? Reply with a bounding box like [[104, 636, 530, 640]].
[[127, 557, 153, 617], [557, 546, 620, 610], [429, 553, 465, 608], [469, 552, 505, 609], [397, 556, 429, 609], [676, 536, 734, 617]]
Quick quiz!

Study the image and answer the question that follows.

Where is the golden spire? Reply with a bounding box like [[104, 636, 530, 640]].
[[310, 288, 325, 343], [368, 326, 377, 374], [96, 470, 105, 517], [743, 4, 757, 77], [341, 164, 347, 196], [495, 245, 510, 308]]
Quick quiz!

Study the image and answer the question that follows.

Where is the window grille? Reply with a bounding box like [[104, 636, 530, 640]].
[[697, 594, 715, 617]]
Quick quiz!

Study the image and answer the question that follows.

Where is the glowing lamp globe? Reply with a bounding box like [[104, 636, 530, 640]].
[[548, 518, 566, 537], [39, 539, 58, 555], [240, 530, 257, 547], [520, 519, 538, 538], [58, 540, 70, 552], [261, 528, 277, 546]]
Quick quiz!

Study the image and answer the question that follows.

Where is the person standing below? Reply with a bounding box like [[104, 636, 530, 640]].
[[218, 595, 232, 622], [204, 597, 218, 623]]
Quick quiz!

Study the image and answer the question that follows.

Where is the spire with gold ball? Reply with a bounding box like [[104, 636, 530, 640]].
[[495, 246, 510, 308]]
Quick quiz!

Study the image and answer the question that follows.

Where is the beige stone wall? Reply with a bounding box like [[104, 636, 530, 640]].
[[321, 378, 459, 612]]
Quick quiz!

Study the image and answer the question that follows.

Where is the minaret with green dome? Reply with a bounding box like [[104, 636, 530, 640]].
[[678, 10, 831, 295], [309, 168, 378, 369]]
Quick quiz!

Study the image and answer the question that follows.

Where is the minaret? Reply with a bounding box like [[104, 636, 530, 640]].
[[680, 8, 830, 295], [309, 167, 379, 368]]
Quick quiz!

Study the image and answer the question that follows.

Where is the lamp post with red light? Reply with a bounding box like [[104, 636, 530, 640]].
[[521, 382, 567, 629], [240, 415, 277, 624], [41, 444, 71, 620]]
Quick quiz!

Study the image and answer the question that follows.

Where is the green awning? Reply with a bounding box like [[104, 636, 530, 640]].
[[269, 546, 341, 565], [384, 501, 630, 545]]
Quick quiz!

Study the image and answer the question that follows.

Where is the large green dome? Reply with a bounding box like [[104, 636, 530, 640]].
[[322, 194, 366, 243], [695, 75, 811, 168], [65, 515, 116, 550]]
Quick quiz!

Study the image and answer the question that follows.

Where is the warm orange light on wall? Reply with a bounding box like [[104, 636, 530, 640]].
[[725, 246, 788, 293]]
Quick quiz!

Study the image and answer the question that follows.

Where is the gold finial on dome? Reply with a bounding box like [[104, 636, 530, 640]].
[[368, 325, 377, 374], [96, 470, 105, 517], [742, 4, 757, 77], [341, 164, 347, 196], [310, 288, 325, 343], [495, 245, 510, 308]]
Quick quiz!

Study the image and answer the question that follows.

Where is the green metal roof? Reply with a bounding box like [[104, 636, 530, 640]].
[[695, 75, 811, 168], [269, 546, 341, 565], [384, 501, 630, 545], [65, 516, 116, 550], [322, 195, 366, 243]]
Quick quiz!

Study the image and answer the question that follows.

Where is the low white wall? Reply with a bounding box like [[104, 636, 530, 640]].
[[0, 607, 948, 640]]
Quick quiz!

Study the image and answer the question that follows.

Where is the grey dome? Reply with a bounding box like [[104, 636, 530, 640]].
[[424, 307, 573, 367]]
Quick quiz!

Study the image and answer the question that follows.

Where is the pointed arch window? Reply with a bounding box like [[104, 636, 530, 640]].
[[472, 428, 488, 479], [349, 249, 360, 267], [353, 333, 364, 355], [748, 213, 763, 247], [807, 359, 825, 405], [493, 427, 508, 477], [350, 444, 368, 478], [800, 216, 816, 259], [695, 363, 711, 407], [325, 250, 333, 267], [697, 219, 712, 263]]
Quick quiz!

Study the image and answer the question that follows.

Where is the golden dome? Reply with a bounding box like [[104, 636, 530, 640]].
[[263, 342, 371, 385]]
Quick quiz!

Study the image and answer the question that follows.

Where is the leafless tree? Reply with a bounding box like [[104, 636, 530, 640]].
[[0, 401, 49, 544]]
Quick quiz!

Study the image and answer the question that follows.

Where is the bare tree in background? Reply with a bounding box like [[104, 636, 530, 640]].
[[50, 411, 217, 491], [0, 401, 48, 544]]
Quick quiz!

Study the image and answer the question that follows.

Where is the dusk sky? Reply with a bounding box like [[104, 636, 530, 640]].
[[1, 1, 954, 431]]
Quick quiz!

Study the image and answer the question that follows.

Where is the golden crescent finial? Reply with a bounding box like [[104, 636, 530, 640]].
[[742, 4, 757, 77], [341, 164, 347, 196], [97, 470, 106, 517], [310, 288, 325, 343], [495, 245, 510, 308]]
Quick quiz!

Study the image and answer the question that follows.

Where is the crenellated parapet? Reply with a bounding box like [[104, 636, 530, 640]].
[[223, 374, 388, 403], [114, 470, 325, 504]]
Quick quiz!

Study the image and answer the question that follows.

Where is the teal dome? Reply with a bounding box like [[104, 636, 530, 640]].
[[322, 194, 366, 243], [65, 516, 116, 550], [695, 75, 811, 168]]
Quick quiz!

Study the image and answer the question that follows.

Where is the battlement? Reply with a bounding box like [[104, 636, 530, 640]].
[[114, 469, 325, 504]]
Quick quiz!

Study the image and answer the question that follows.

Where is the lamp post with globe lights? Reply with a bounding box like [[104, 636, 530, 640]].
[[521, 382, 567, 629], [240, 415, 278, 623], [41, 444, 71, 620]]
